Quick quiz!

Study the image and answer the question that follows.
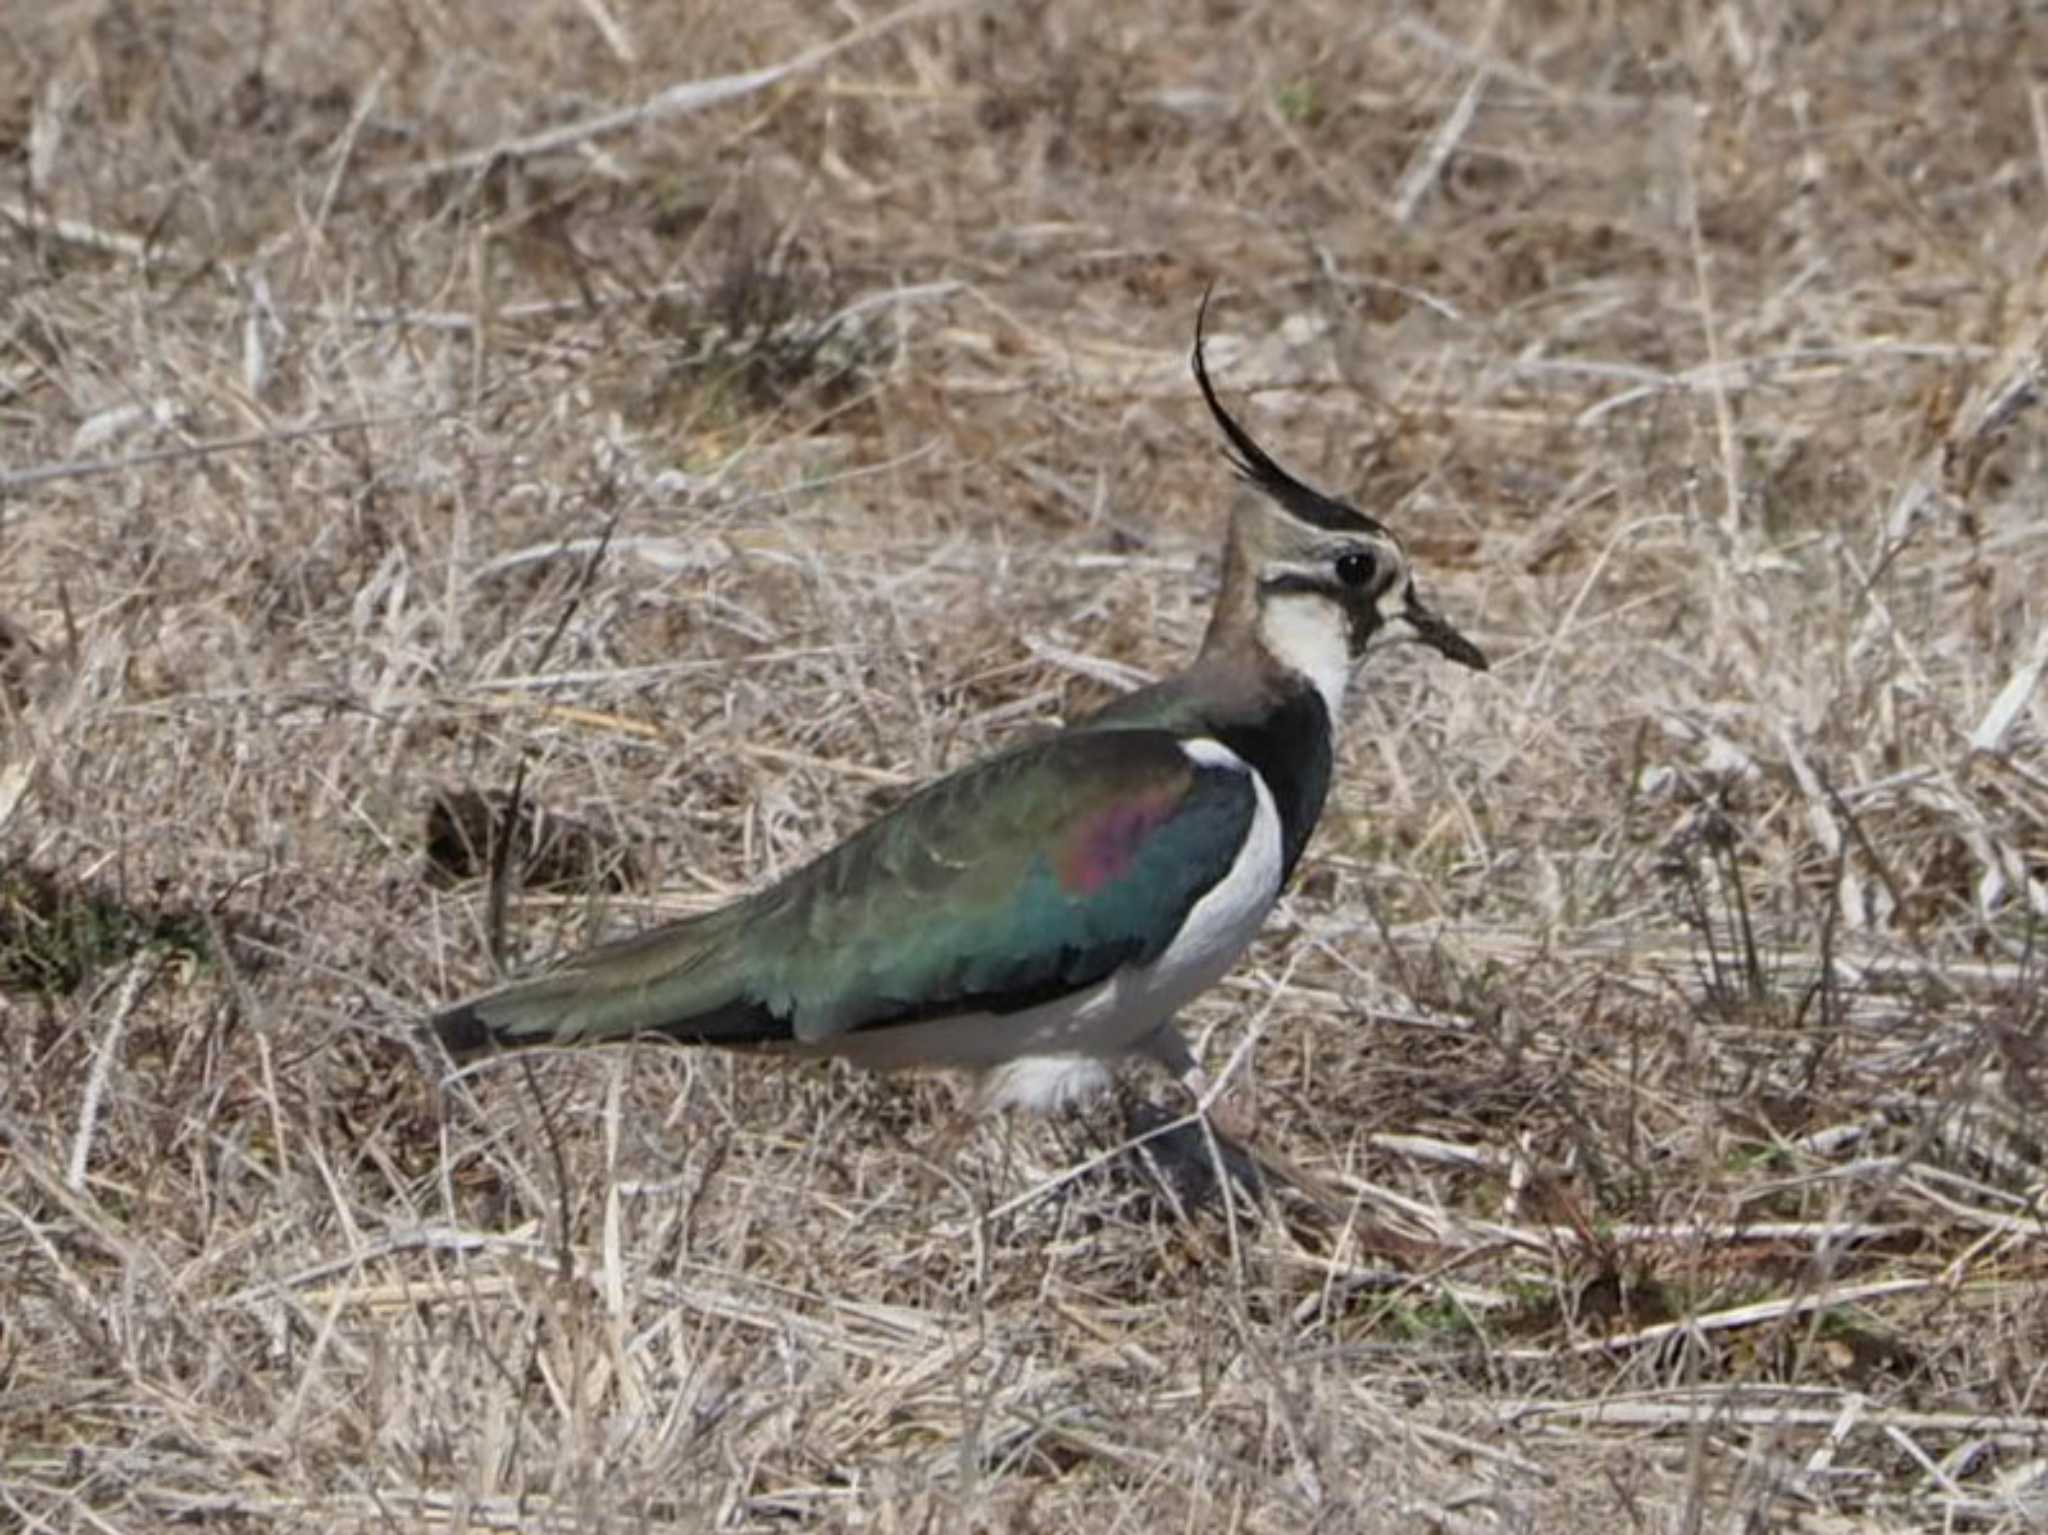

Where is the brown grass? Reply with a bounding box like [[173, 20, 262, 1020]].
[[4, 2, 2047, 1529]]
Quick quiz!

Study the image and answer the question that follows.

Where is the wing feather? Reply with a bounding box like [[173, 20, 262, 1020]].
[[430, 728, 1257, 1058], [752, 728, 1256, 1039]]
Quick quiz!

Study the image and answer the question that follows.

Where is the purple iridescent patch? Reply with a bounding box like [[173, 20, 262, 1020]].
[[1054, 790, 1179, 895]]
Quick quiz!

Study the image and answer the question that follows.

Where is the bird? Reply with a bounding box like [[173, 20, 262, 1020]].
[[429, 293, 1487, 1136]]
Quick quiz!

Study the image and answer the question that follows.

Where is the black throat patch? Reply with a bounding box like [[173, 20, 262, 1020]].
[[1209, 681, 1334, 887]]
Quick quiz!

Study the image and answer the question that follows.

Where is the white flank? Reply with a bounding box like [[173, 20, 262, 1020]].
[[830, 736, 1286, 1115], [1144, 737, 1284, 999], [1256, 591, 1351, 728]]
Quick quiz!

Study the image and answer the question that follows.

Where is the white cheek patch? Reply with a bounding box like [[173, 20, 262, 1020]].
[[1256, 592, 1353, 728]]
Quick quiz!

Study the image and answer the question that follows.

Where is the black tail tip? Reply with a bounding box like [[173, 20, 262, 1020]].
[[428, 1002, 495, 1062]]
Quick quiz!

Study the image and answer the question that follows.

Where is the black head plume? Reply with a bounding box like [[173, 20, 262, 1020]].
[[1191, 287, 1388, 537]]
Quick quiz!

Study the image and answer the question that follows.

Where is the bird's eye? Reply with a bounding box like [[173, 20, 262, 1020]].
[[1334, 551, 1377, 588]]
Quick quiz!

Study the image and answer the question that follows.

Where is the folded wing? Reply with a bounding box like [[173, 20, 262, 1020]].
[[430, 728, 1256, 1060]]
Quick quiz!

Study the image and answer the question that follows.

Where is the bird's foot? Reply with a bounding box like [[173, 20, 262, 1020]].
[[1118, 1095, 1268, 1214], [1159, 1068, 1350, 1219]]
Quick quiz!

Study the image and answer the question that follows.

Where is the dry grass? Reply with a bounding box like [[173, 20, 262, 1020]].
[[4, 2, 2047, 1530]]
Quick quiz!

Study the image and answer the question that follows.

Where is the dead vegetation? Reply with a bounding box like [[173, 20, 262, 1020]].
[[3, 1, 2047, 1530]]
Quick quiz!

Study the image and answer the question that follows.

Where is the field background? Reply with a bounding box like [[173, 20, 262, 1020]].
[[4, 2, 2047, 1530]]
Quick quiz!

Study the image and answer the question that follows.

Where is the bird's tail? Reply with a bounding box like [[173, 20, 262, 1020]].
[[428, 908, 786, 1062]]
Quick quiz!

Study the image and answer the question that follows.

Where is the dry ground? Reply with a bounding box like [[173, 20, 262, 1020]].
[[4, 2, 2048, 1530]]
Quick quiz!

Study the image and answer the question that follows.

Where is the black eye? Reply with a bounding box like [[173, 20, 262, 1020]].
[[1334, 551, 1377, 588]]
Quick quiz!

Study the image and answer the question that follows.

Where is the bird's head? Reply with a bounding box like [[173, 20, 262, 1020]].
[[1192, 293, 1488, 709]]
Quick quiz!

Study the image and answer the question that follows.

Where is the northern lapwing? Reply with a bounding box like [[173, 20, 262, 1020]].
[[430, 295, 1487, 1137]]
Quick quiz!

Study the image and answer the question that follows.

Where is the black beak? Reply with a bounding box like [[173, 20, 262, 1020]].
[[1399, 588, 1488, 671]]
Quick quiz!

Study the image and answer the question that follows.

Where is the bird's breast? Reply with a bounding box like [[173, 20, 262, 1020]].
[[1126, 736, 1284, 1010]]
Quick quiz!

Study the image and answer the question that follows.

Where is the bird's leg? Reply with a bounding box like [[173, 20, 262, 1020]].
[[1138, 1023, 1261, 1143], [1108, 1024, 1263, 1211], [1177, 1063, 1256, 1143], [1175, 1062, 1349, 1219]]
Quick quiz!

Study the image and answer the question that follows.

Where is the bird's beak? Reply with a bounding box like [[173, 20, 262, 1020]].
[[1394, 585, 1489, 671]]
